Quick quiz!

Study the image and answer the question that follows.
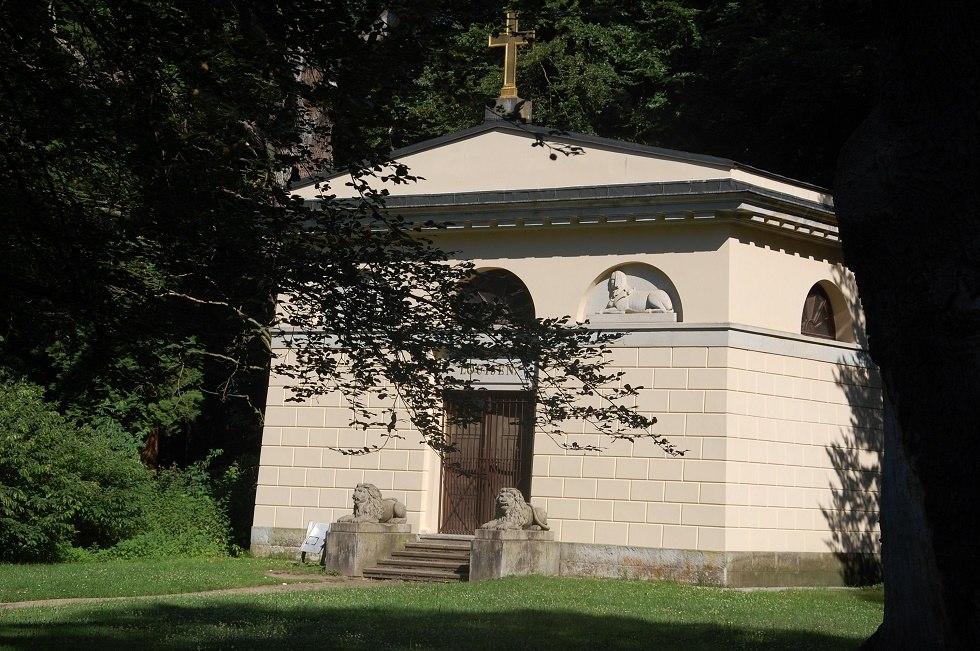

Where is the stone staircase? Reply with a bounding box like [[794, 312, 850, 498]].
[[362, 534, 473, 582]]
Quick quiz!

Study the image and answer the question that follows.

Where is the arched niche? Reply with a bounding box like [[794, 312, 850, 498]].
[[801, 280, 853, 342], [461, 267, 535, 323], [579, 263, 682, 325]]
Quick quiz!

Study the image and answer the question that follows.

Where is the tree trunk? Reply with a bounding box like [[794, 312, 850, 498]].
[[835, 4, 980, 648]]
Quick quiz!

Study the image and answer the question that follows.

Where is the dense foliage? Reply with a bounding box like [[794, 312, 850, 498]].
[[0, 377, 232, 562], [0, 0, 478, 466], [663, 0, 878, 187], [0, 379, 89, 562]]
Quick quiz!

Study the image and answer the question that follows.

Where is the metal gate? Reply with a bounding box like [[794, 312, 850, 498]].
[[439, 391, 534, 534]]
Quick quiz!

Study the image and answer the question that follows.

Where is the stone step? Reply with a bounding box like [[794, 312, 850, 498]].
[[407, 539, 473, 551], [362, 565, 468, 582], [378, 557, 468, 571], [404, 542, 471, 551], [395, 547, 470, 560], [362, 534, 473, 583], [418, 534, 475, 543]]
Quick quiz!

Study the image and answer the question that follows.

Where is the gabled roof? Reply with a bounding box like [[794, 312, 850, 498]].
[[292, 120, 832, 208], [291, 121, 837, 241]]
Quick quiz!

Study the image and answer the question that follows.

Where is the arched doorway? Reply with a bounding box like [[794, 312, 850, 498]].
[[438, 269, 536, 534]]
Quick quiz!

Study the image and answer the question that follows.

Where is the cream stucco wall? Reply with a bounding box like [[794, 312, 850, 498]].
[[253, 219, 880, 560], [255, 363, 440, 534], [526, 336, 879, 554], [438, 223, 731, 323], [254, 335, 880, 557], [438, 221, 856, 336], [726, 228, 862, 341]]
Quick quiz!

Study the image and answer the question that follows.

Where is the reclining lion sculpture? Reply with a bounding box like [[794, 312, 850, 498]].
[[479, 487, 549, 531], [601, 269, 674, 314], [337, 483, 407, 524]]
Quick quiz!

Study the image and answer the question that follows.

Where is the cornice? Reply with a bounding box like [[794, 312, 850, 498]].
[[304, 178, 839, 244]]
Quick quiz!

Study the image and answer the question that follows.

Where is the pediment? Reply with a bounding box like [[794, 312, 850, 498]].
[[293, 122, 740, 201], [292, 121, 834, 225]]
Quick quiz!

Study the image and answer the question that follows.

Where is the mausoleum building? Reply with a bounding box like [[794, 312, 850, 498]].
[[250, 115, 882, 587]]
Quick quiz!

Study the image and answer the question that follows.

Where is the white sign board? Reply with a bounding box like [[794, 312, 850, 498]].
[[300, 521, 330, 554]]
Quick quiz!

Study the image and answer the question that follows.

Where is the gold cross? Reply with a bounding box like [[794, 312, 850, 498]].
[[488, 10, 534, 99]]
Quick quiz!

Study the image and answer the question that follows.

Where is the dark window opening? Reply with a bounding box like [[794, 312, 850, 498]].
[[801, 284, 836, 339], [461, 269, 535, 324]]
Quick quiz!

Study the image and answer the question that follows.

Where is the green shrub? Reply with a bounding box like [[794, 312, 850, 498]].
[[213, 454, 259, 553], [0, 379, 83, 562], [0, 377, 234, 562], [70, 420, 151, 551], [96, 454, 232, 560]]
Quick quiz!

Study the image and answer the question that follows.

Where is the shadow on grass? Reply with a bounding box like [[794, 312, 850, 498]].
[[1, 602, 867, 651]]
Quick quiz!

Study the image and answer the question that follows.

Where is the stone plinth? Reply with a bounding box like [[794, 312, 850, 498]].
[[324, 522, 416, 577], [587, 312, 677, 325], [469, 529, 559, 581]]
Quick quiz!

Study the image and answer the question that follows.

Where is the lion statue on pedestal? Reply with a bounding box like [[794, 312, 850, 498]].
[[337, 483, 407, 524], [479, 487, 549, 531]]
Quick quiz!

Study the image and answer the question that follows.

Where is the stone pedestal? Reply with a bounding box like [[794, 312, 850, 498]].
[[324, 522, 416, 577], [469, 529, 559, 581], [484, 97, 532, 123]]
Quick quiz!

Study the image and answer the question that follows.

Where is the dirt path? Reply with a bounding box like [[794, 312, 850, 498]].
[[0, 571, 404, 610]]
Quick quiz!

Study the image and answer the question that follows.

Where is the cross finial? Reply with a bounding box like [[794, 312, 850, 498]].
[[488, 10, 534, 99]]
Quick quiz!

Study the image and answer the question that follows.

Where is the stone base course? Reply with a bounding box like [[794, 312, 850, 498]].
[[560, 543, 726, 585], [251, 526, 880, 587]]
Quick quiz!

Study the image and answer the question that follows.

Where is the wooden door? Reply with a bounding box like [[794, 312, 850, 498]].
[[439, 391, 534, 534]]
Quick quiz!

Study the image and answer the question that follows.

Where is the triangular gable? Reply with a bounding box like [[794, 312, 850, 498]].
[[292, 121, 830, 208]]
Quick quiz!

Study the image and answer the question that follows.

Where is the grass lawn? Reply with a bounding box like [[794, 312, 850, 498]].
[[0, 557, 323, 602], [0, 561, 882, 651]]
